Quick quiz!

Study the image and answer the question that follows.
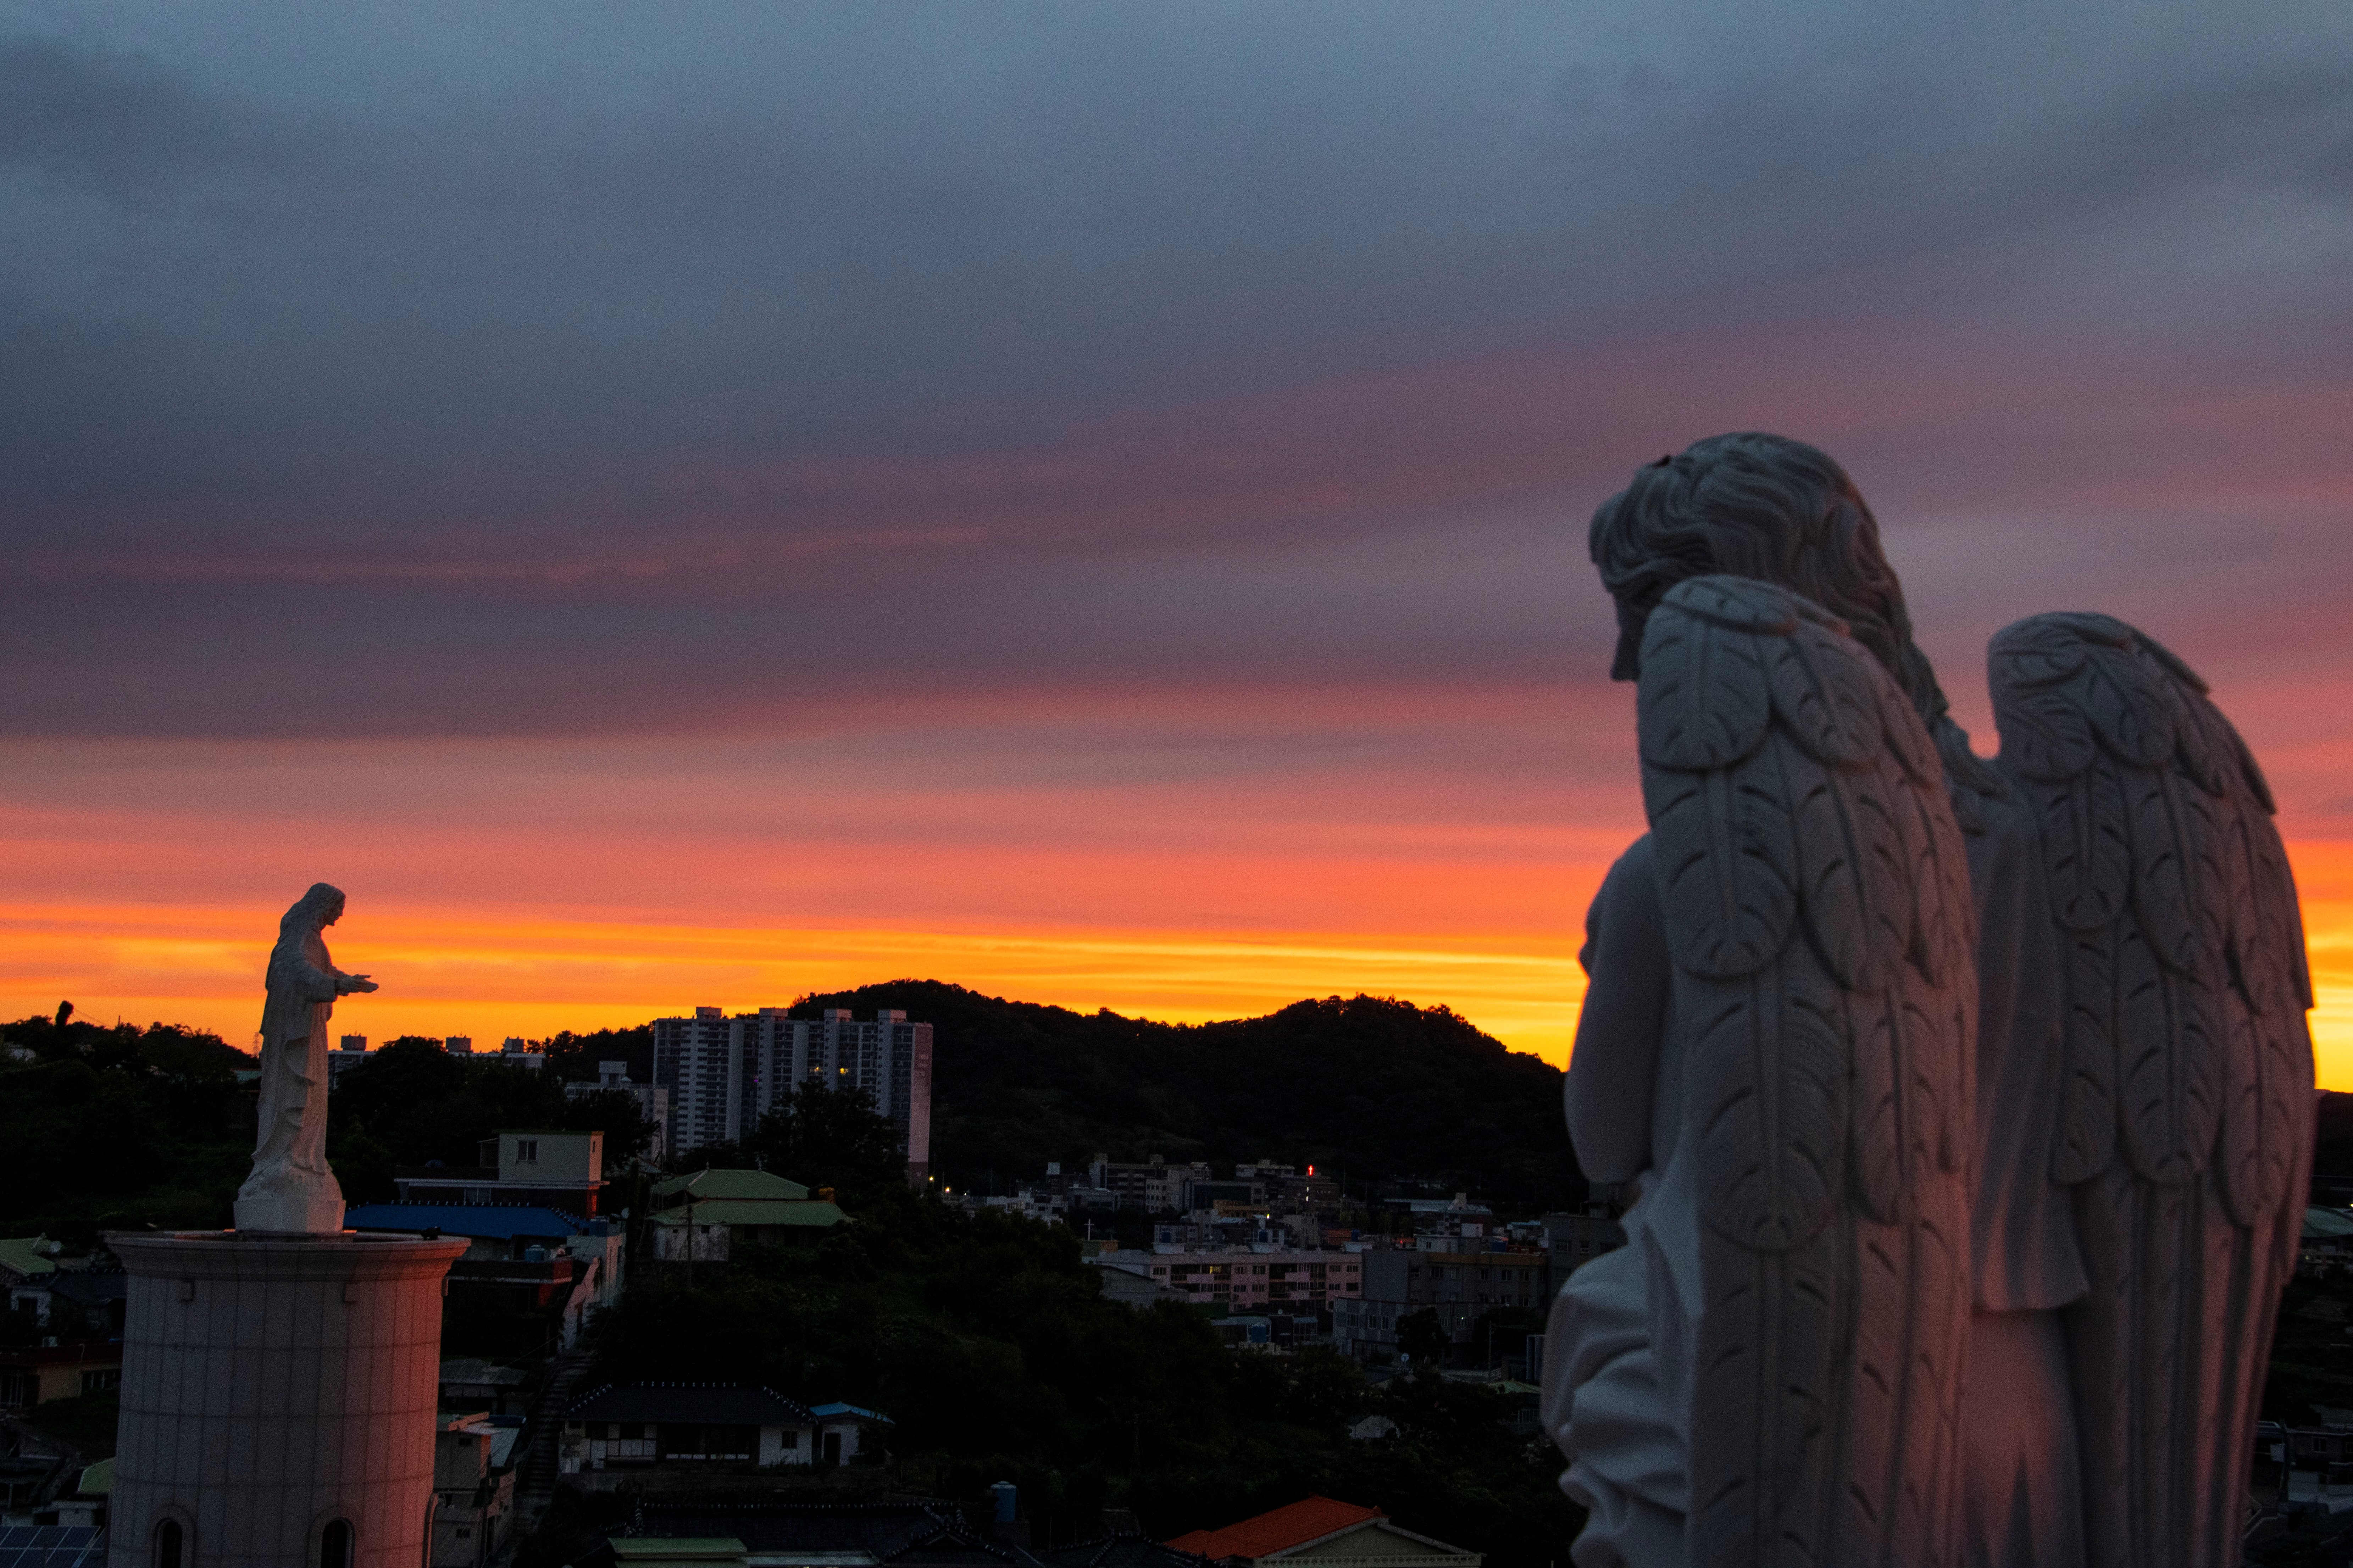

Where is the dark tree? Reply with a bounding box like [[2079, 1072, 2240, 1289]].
[[746, 1082, 907, 1204], [1396, 1308, 1449, 1366], [559, 1088, 656, 1161], [0, 1015, 256, 1236], [327, 1039, 575, 1200]]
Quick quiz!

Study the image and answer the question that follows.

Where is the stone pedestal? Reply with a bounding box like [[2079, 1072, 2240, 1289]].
[[105, 1230, 468, 1568], [233, 1189, 346, 1236]]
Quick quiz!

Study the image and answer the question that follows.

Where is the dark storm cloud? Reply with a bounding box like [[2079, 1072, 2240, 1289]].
[[5, 1, 2352, 737]]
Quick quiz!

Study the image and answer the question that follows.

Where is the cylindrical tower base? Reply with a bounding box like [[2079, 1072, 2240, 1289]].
[[105, 1229, 468, 1568]]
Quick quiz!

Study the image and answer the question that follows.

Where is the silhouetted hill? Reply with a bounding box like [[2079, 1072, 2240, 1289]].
[[790, 981, 1583, 1214]]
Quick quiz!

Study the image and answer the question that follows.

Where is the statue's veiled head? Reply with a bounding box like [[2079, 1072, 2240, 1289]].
[[282, 882, 347, 936]]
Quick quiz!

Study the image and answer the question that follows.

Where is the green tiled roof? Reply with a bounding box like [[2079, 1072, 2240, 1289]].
[[651, 1200, 847, 1229], [610, 1542, 748, 1568], [0, 1236, 57, 1278], [652, 1168, 810, 1203]]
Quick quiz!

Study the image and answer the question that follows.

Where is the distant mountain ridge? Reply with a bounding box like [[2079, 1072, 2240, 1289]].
[[788, 980, 1584, 1214]]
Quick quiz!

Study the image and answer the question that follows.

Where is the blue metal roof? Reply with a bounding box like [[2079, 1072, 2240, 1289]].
[[809, 1402, 894, 1424], [344, 1203, 588, 1239]]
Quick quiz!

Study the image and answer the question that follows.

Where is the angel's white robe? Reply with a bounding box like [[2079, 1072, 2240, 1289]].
[[1956, 794, 2084, 1567], [1543, 835, 1701, 1568], [1546, 810, 2088, 1568]]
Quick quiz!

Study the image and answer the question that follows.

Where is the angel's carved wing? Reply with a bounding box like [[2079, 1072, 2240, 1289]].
[[1639, 575, 1975, 1568], [1988, 612, 2314, 1568]]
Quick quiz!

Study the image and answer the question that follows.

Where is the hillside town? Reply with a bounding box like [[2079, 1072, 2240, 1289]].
[[0, 999, 1597, 1566], [10, 992, 2353, 1566]]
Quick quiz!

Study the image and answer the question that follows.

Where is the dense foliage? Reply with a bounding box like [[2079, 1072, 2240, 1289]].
[[0, 1014, 257, 1237], [536, 1024, 655, 1084], [578, 1181, 1583, 1564], [327, 1039, 658, 1201], [0, 1016, 660, 1234], [792, 982, 1583, 1212], [672, 1080, 915, 1211]]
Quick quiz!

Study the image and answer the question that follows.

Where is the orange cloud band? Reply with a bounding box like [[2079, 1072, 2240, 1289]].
[[0, 902, 1587, 1066], [7, 861, 2348, 1086]]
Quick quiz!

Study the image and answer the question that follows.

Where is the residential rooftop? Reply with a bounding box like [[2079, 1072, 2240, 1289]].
[[653, 1168, 812, 1203]]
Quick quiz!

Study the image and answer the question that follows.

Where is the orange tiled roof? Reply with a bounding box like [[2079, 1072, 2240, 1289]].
[[1166, 1497, 1386, 1561]]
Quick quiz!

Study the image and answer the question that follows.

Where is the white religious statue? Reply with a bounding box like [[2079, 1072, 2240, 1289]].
[[1545, 435, 2314, 1568], [233, 882, 378, 1234]]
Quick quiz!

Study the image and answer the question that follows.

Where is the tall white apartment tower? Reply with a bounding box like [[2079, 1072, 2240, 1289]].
[[651, 1006, 737, 1154], [653, 1005, 933, 1174]]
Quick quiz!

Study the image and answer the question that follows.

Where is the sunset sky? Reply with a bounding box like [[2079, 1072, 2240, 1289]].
[[5, 3, 2351, 1079]]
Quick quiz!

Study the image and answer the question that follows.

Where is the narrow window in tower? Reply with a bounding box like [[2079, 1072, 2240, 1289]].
[[320, 1519, 353, 1568], [154, 1520, 183, 1568]]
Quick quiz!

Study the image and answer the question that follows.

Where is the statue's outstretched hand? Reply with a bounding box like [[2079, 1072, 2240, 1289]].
[[340, 974, 379, 994]]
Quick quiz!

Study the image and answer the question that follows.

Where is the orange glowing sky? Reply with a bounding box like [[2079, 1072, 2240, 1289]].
[[5, 6, 2352, 1084]]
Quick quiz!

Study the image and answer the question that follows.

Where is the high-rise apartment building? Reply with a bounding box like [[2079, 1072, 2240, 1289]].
[[651, 1007, 737, 1155], [652, 1006, 933, 1174]]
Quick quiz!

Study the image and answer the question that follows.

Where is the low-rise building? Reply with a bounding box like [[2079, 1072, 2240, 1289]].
[[2302, 1206, 2353, 1274], [433, 1411, 521, 1567], [0, 1340, 123, 1411], [1331, 1242, 1550, 1363], [1095, 1247, 1364, 1314], [1543, 1205, 1627, 1277], [0, 1236, 60, 1324], [49, 1457, 112, 1528], [559, 1383, 892, 1481], [573, 1500, 1209, 1568], [647, 1168, 849, 1262], [394, 1129, 607, 1213], [345, 1205, 624, 1347], [439, 1359, 532, 1417], [1090, 1262, 1201, 1311], [39, 1270, 128, 1342], [808, 1403, 895, 1467], [1383, 1193, 1493, 1227], [1089, 1156, 1212, 1214], [1166, 1496, 1481, 1568]]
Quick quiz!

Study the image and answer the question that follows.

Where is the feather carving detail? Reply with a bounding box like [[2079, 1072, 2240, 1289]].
[[1767, 619, 1885, 767], [1641, 577, 1974, 1568], [1647, 763, 1798, 980]]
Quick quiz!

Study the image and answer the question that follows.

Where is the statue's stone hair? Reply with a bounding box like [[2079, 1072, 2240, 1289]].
[[1589, 432, 2003, 816]]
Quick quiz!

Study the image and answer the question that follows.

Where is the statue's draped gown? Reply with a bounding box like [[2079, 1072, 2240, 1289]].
[[239, 917, 350, 1213]]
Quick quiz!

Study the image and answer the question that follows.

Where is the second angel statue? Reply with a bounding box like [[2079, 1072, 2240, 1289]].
[[1543, 435, 2314, 1568]]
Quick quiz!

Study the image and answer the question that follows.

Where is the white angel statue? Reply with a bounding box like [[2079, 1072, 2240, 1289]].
[[1543, 434, 2314, 1568]]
